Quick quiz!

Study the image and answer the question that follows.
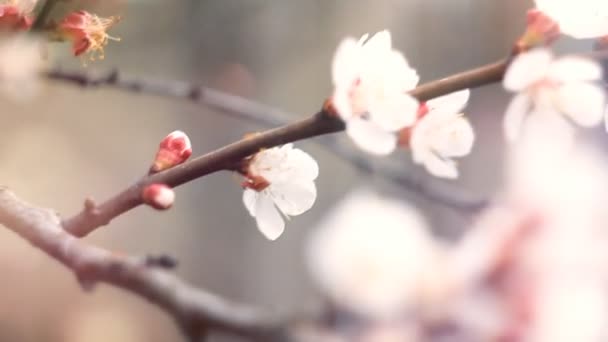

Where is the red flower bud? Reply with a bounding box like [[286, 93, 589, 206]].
[[149, 130, 193, 174], [142, 184, 175, 210]]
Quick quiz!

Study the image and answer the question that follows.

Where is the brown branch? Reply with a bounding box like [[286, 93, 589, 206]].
[[0, 188, 304, 341], [58, 59, 508, 237], [32, 0, 58, 31]]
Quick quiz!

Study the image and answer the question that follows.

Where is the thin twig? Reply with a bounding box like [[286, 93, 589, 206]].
[[45, 69, 291, 127], [0, 188, 303, 341], [32, 0, 58, 30]]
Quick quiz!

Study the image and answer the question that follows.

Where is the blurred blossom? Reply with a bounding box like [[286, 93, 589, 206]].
[[0, 35, 44, 100], [503, 48, 605, 142], [242, 143, 318, 240], [535, 0, 608, 39], [331, 30, 420, 155], [407, 89, 474, 179], [359, 323, 418, 342], [58, 10, 121, 61], [0, 0, 35, 31], [306, 189, 438, 319], [451, 117, 608, 341]]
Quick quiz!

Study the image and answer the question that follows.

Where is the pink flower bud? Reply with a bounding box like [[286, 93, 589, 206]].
[[142, 184, 175, 210], [515, 9, 560, 53], [149, 130, 192, 174]]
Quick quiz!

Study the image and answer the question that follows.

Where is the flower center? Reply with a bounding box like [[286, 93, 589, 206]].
[[242, 174, 270, 191]]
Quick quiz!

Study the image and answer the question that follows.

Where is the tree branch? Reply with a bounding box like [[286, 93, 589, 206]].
[[44, 68, 291, 127], [0, 188, 303, 341], [57, 58, 509, 237], [32, 0, 58, 31]]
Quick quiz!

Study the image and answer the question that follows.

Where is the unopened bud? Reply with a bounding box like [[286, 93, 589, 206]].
[[142, 184, 175, 210], [515, 9, 560, 53], [149, 130, 192, 174]]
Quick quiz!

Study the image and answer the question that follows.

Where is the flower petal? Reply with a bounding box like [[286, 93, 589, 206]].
[[242, 188, 258, 217], [332, 38, 362, 88], [362, 30, 392, 55], [556, 82, 606, 127], [270, 181, 317, 216], [332, 86, 354, 121], [548, 57, 603, 83], [368, 93, 419, 131], [535, 0, 608, 39], [503, 49, 553, 91], [285, 147, 319, 181], [426, 89, 471, 115], [432, 116, 475, 157], [255, 194, 285, 240], [504, 93, 532, 142], [346, 118, 398, 155], [422, 152, 459, 179]]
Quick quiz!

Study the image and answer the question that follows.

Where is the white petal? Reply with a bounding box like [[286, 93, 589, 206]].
[[362, 30, 392, 53], [503, 49, 553, 91], [270, 181, 317, 216], [433, 116, 475, 157], [388, 51, 420, 90], [242, 189, 258, 217], [285, 147, 319, 181], [368, 93, 419, 131], [255, 194, 285, 240], [536, 0, 608, 39], [332, 86, 355, 121], [504, 93, 532, 142], [422, 152, 459, 179], [548, 57, 603, 83], [426, 89, 471, 115], [346, 118, 398, 155], [332, 38, 362, 88], [556, 82, 606, 127]]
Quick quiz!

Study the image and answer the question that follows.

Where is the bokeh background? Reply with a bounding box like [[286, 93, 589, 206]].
[[0, 0, 594, 341]]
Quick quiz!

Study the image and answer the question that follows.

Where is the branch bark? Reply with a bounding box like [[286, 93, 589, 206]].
[[0, 188, 302, 341]]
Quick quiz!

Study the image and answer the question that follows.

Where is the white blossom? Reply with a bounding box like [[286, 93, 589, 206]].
[[410, 89, 474, 179], [242, 144, 318, 240], [503, 48, 605, 142], [332, 30, 420, 155], [0, 36, 44, 100], [535, 0, 608, 39], [306, 189, 437, 318]]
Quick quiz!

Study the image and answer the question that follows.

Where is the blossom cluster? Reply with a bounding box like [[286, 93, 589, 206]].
[[302, 121, 608, 341], [330, 31, 475, 179]]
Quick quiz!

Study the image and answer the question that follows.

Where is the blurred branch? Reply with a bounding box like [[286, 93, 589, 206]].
[[55, 59, 508, 236], [32, 0, 58, 30], [0, 188, 303, 341], [45, 68, 291, 126], [319, 136, 489, 212]]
